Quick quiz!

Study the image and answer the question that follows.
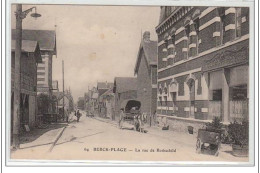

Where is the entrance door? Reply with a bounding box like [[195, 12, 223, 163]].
[[170, 92, 177, 115]]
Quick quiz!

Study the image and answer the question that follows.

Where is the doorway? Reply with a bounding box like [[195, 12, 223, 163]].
[[187, 79, 195, 118]]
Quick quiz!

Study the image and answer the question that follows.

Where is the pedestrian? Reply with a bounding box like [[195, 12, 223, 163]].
[[76, 110, 81, 122], [118, 108, 124, 129]]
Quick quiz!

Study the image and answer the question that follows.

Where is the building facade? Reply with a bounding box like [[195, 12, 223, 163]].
[[156, 6, 249, 132], [113, 77, 137, 120], [11, 40, 42, 129], [134, 31, 158, 125], [12, 29, 57, 96]]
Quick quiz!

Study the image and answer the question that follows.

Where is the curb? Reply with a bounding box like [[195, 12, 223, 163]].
[[48, 125, 67, 152]]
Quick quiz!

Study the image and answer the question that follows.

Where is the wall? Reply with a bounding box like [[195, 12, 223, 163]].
[[137, 51, 152, 116]]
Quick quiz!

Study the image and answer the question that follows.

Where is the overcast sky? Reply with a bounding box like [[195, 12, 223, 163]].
[[11, 5, 160, 100]]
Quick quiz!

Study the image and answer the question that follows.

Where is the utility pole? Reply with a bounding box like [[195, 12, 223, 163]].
[[12, 4, 22, 149], [62, 60, 65, 121]]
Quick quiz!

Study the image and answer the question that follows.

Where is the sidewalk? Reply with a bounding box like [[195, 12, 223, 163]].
[[17, 123, 67, 150]]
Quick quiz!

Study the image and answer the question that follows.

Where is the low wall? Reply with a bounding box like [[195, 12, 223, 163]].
[[157, 114, 211, 135]]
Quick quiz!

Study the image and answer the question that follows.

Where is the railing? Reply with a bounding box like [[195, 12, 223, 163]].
[[230, 100, 248, 121]]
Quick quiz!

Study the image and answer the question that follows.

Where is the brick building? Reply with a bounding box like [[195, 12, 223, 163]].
[[11, 40, 42, 129], [155, 6, 249, 132], [113, 77, 137, 119], [134, 31, 158, 125]]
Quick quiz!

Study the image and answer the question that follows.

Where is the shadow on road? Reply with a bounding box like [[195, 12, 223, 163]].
[[19, 123, 67, 145], [55, 131, 104, 146]]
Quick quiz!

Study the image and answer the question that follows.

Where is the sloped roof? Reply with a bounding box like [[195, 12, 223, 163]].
[[134, 39, 158, 75], [97, 82, 113, 89], [11, 40, 42, 63], [113, 77, 137, 93], [12, 29, 56, 53], [11, 40, 38, 52], [99, 87, 114, 98]]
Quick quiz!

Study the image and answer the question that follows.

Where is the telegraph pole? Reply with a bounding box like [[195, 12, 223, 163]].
[[12, 4, 22, 149], [62, 60, 65, 121]]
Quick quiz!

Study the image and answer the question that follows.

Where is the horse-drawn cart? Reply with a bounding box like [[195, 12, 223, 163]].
[[119, 99, 143, 132]]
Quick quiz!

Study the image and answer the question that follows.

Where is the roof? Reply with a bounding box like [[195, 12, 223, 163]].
[[99, 87, 114, 98], [113, 77, 137, 93], [11, 40, 38, 52], [11, 40, 42, 63], [12, 29, 56, 53], [134, 39, 158, 75], [97, 82, 113, 89]]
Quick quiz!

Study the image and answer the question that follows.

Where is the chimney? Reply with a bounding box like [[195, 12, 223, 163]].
[[143, 31, 150, 42]]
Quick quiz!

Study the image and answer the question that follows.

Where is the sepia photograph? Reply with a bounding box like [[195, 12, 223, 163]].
[[6, 1, 255, 166]]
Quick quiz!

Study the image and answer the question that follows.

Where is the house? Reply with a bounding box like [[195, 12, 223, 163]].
[[155, 6, 249, 132], [87, 87, 99, 115], [97, 82, 114, 96], [96, 82, 113, 117], [12, 29, 57, 96], [11, 40, 42, 130], [98, 88, 115, 119], [77, 97, 85, 110], [134, 31, 158, 125], [113, 77, 137, 119], [53, 90, 74, 114]]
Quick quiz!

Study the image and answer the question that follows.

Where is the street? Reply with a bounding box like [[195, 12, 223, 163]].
[[11, 111, 248, 162]]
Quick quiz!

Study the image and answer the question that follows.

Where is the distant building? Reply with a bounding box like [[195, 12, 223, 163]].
[[12, 29, 57, 96], [11, 40, 42, 129], [156, 6, 249, 132], [53, 90, 74, 113], [98, 88, 115, 119], [134, 31, 158, 125], [97, 82, 114, 96], [113, 77, 137, 119], [77, 97, 85, 110], [97, 82, 113, 117]]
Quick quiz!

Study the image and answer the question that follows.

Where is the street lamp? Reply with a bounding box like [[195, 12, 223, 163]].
[[12, 4, 41, 149]]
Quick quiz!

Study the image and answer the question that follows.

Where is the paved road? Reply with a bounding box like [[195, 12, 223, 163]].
[[11, 112, 248, 162], [48, 113, 248, 162]]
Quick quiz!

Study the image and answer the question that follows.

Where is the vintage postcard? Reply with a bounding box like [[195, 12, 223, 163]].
[[6, 0, 255, 166]]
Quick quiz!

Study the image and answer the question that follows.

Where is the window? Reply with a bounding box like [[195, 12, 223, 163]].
[[218, 7, 225, 45], [235, 8, 242, 37], [194, 18, 200, 55], [185, 24, 191, 58], [178, 81, 185, 96], [164, 96, 167, 107]]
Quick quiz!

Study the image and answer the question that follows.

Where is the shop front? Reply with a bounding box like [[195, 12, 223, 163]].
[[202, 46, 249, 123]]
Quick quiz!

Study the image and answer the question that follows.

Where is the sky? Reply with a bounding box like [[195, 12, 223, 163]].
[[11, 5, 160, 100]]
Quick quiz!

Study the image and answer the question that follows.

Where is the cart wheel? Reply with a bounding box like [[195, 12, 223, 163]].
[[196, 139, 202, 154]]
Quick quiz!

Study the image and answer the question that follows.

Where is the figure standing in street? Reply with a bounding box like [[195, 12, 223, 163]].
[[118, 109, 124, 129], [76, 110, 81, 122]]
